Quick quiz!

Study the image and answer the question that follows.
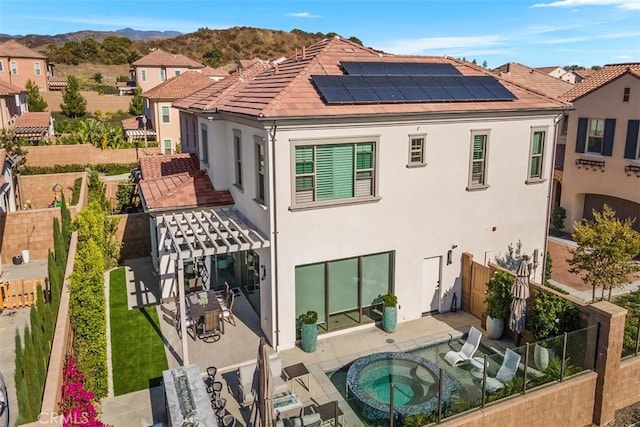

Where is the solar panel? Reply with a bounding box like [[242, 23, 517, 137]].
[[341, 62, 462, 76], [312, 75, 516, 104]]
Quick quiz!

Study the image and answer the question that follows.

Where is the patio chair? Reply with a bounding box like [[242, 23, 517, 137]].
[[444, 326, 482, 366], [208, 380, 224, 400], [485, 348, 521, 393], [237, 362, 257, 407], [268, 356, 290, 396], [221, 414, 236, 427], [175, 305, 196, 340], [222, 291, 235, 326], [274, 413, 322, 427], [207, 366, 218, 383], [216, 282, 231, 305], [198, 311, 222, 342]]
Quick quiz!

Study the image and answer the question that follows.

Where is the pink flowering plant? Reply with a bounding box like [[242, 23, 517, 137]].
[[59, 356, 105, 427]]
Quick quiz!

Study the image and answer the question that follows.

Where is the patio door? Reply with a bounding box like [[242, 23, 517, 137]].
[[422, 256, 441, 314]]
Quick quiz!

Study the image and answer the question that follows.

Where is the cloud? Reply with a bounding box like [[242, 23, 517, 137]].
[[286, 12, 321, 18], [531, 0, 640, 10], [377, 35, 504, 55], [614, 54, 633, 59], [523, 24, 585, 34], [536, 31, 640, 44]]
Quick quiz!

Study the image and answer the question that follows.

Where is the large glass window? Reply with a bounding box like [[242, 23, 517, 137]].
[[234, 130, 243, 188], [294, 141, 376, 206], [587, 119, 605, 153], [295, 251, 394, 333], [162, 106, 170, 123]]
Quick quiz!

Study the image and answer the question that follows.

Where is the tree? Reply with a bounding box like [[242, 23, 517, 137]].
[[129, 87, 143, 116], [0, 129, 26, 165], [348, 36, 363, 45], [25, 79, 48, 112], [60, 76, 87, 118], [202, 48, 224, 68], [569, 204, 640, 302], [482, 60, 488, 68], [549, 204, 567, 236]]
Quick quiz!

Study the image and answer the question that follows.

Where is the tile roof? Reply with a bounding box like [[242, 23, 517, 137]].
[[142, 71, 214, 99], [535, 66, 563, 74], [132, 48, 203, 68], [573, 69, 596, 80], [492, 62, 573, 99], [0, 80, 24, 95], [201, 66, 229, 77], [555, 143, 565, 171], [561, 63, 640, 101], [14, 112, 51, 128], [139, 153, 200, 180], [139, 170, 234, 210], [176, 37, 568, 119], [0, 40, 47, 59], [121, 116, 154, 130]]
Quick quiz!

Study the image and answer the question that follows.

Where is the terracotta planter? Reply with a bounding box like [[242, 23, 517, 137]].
[[301, 322, 317, 353], [382, 306, 397, 333]]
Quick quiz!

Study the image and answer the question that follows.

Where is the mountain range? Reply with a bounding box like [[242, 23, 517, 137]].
[[0, 27, 183, 45]]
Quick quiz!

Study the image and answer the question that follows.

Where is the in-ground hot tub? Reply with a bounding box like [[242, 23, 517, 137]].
[[346, 352, 459, 423]]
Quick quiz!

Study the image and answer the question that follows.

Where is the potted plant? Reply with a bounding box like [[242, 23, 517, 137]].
[[22, 226, 35, 264], [299, 310, 318, 353], [526, 290, 579, 370], [381, 291, 398, 333], [484, 270, 513, 339]]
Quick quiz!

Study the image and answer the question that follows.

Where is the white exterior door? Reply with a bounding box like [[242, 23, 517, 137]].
[[422, 257, 441, 313]]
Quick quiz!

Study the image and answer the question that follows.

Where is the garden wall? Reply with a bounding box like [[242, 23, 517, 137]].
[[24, 145, 157, 168], [20, 172, 84, 209], [113, 212, 151, 263], [615, 357, 640, 410], [442, 372, 597, 427], [41, 90, 131, 114]]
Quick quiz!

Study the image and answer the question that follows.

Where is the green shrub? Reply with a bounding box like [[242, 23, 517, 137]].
[[550, 204, 567, 236], [526, 289, 580, 342], [70, 177, 82, 205], [20, 164, 85, 175], [615, 290, 640, 355], [485, 270, 514, 319]]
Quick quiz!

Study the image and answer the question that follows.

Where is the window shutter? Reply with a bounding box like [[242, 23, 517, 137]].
[[316, 145, 354, 201], [602, 119, 616, 156], [624, 120, 640, 159], [575, 118, 588, 153]]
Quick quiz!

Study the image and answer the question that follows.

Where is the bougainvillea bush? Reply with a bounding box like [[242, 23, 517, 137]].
[[59, 356, 104, 427]]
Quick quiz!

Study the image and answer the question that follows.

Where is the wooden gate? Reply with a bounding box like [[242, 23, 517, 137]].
[[461, 253, 493, 319], [0, 278, 46, 309]]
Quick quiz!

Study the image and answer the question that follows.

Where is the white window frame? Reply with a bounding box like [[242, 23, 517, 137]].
[[527, 127, 548, 184], [10, 61, 18, 75], [254, 136, 266, 204], [200, 124, 209, 165], [34, 61, 42, 76], [587, 119, 605, 154], [290, 135, 380, 210], [141, 69, 147, 82], [161, 106, 170, 124], [163, 139, 172, 155], [467, 130, 490, 191], [160, 68, 166, 82], [233, 129, 243, 189], [407, 134, 426, 167]]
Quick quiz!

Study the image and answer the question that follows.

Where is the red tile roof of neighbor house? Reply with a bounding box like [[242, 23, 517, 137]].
[[573, 69, 597, 80], [175, 37, 568, 119], [121, 116, 153, 130], [535, 66, 563, 74], [201, 66, 229, 77], [132, 48, 203, 68], [492, 62, 574, 99], [562, 63, 640, 101], [138, 153, 233, 209], [0, 80, 24, 95], [14, 112, 51, 128], [142, 71, 214, 99], [0, 40, 47, 59]]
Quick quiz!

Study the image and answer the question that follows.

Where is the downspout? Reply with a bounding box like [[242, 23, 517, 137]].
[[267, 121, 280, 349], [541, 111, 565, 283]]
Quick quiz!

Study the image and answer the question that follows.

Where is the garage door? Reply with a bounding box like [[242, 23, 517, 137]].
[[583, 194, 640, 232]]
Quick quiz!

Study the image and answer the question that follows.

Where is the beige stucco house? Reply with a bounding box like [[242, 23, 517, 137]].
[[0, 40, 53, 91], [536, 66, 578, 84], [0, 80, 26, 129], [142, 71, 214, 154], [0, 148, 17, 213], [132, 49, 204, 93], [556, 63, 640, 233]]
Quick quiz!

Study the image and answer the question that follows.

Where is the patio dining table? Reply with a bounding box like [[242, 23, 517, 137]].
[[186, 290, 224, 336]]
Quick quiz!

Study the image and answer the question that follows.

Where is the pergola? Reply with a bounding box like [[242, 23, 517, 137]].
[[156, 207, 270, 364]]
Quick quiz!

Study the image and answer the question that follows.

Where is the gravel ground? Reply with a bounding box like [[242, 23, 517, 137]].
[[604, 402, 640, 427]]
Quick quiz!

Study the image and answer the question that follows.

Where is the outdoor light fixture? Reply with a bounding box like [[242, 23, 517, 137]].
[[446, 245, 457, 265]]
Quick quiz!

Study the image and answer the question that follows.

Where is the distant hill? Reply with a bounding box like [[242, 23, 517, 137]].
[[0, 27, 182, 47], [115, 27, 182, 40]]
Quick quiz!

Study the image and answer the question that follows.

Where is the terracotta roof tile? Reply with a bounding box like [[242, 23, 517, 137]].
[[121, 116, 155, 130], [562, 63, 640, 101], [201, 66, 229, 77], [177, 37, 567, 118], [0, 40, 46, 59], [139, 169, 233, 209], [574, 69, 597, 80], [139, 153, 200, 180], [132, 48, 203, 68], [491, 62, 573, 99], [0, 80, 24, 95], [15, 112, 51, 128], [534, 66, 562, 74], [143, 71, 214, 99]]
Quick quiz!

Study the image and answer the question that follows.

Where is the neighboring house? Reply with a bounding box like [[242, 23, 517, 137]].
[[492, 62, 573, 99], [131, 48, 204, 92], [201, 66, 229, 82], [573, 69, 597, 83], [556, 63, 640, 233], [0, 148, 17, 213], [121, 116, 156, 144], [162, 36, 566, 359], [13, 112, 54, 141], [535, 66, 577, 84], [0, 80, 26, 129], [142, 71, 214, 154], [0, 40, 53, 91]]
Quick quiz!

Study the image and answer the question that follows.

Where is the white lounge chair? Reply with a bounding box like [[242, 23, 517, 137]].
[[485, 348, 521, 393], [269, 356, 290, 395], [237, 362, 257, 407], [444, 326, 482, 366]]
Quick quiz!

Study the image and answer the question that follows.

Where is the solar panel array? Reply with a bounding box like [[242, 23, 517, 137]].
[[312, 74, 517, 104], [341, 61, 462, 76]]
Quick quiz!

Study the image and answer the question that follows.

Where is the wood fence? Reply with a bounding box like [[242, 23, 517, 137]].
[[0, 278, 47, 309]]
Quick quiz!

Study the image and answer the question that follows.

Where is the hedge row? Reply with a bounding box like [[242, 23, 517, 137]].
[[14, 197, 70, 423], [20, 162, 140, 176]]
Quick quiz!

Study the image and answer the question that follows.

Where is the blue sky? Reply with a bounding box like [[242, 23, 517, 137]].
[[0, 0, 638, 68]]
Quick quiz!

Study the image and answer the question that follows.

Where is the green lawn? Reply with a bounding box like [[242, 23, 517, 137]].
[[109, 267, 168, 395]]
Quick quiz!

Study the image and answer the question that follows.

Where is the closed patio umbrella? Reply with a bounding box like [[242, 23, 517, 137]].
[[257, 337, 274, 427], [509, 256, 531, 345]]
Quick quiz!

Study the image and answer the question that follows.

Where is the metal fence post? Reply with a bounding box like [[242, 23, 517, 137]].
[[594, 322, 601, 370], [481, 355, 487, 408], [523, 343, 529, 394], [560, 332, 568, 381], [389, 381, 394, 427], [437, 368, 443, 424]]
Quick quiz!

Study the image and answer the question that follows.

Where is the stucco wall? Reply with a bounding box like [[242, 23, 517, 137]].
[[616, 354, 640, 410], [113, 212, 151, 263], [24, 144, 153, 167], [148, 99, 181, 154], [39, 91, 131, 114], [20, 172, 84, 209], [0, 56, 48, 91]]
